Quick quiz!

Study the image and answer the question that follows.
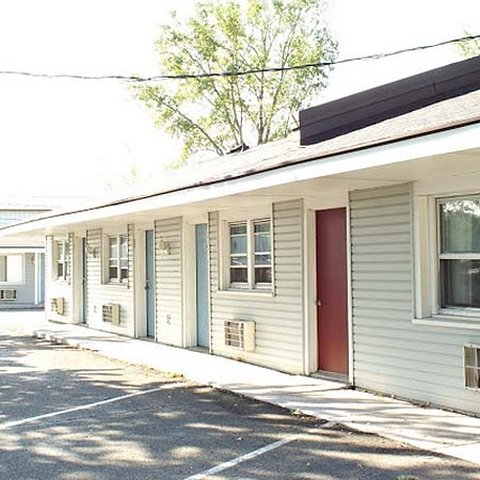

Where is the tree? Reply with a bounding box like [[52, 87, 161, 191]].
[[136, 0, 337, 161], [457, 31, 480, 58]]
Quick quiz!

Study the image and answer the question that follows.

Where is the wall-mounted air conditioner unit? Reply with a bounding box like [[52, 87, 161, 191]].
[[102, 304, 121, 326], [224, 319, 255, 352], [0, 289, 17, 301], [464, 344, 480, 390], [50, 297, 64, 315]]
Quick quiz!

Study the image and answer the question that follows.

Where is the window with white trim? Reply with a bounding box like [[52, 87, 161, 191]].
[[107, 235, 128, 283], [0, 255, 23, 283], [438, 197, 480, 310], [55, 241, 69, 281], [229, 219, 272, 289]]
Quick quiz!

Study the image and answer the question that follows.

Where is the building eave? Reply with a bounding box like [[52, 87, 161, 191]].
[[1, 120, 479, 237]]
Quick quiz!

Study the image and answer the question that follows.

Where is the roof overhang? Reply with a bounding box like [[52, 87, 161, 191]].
[[0, 120, 479, 237]]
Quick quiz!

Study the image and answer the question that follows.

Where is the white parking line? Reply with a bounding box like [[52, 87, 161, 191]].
[[0, 382, 183, 430], [184, 434, 298, 480]]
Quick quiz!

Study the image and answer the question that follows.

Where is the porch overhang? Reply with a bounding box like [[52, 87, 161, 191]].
[[0, 120, 479, 237]]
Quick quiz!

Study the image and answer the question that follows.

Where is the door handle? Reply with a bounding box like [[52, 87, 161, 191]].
[[316, 299, 322, 306]]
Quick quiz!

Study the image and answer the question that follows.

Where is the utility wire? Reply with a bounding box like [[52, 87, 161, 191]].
[[0, 34, 478, 83]]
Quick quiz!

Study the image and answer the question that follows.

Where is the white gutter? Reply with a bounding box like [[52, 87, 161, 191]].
[[1, 122, 479, 236]]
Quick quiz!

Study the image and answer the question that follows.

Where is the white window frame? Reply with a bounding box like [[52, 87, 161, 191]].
[[225, 217, 272, 291], [105, 234, 128, 284], [0, 254, 24, 285], [436, 195, 480, 314], [55, 240, 70, 282], [414, 192, 480, 325]]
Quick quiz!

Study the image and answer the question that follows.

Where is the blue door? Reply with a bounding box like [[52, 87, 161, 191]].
[[195, 224, 209, 347], [82, 238, 87, 324], [145, 230, 155, 338]]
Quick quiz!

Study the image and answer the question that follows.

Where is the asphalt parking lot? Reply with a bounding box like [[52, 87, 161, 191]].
[[1, 315, 479, 480]]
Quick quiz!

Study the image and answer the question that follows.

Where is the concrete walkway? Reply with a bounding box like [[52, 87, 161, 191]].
[[31, 319, 480, 466]]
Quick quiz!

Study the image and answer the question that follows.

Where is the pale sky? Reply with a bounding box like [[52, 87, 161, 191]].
[[0, 0, 479, 202]]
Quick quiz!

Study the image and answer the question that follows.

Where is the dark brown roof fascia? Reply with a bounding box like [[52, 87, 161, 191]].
[[299, 55, 480, 146]]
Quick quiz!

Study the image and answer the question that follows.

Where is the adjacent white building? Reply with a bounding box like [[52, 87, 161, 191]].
[[0, 205, 48, 309]]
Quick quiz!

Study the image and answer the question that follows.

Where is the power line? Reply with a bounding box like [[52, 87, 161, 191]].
[[0, 34, 479, 83]]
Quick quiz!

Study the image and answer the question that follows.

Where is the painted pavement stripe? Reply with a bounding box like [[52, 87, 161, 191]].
[[184, 434, 298, 480], [0, 383, 183, 430]]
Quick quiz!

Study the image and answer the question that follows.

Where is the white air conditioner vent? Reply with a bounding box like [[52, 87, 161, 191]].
[[464, 345, 480, 390], [224, 319, 255, 352], [102, 304, 120, 326], [0, 289, 17, 301], [50, 297, 64, 315]]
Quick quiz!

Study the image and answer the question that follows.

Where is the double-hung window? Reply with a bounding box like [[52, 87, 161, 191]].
[[438, 197, 480, 311], [56, 241, 69, 281], [0, 255, 23, 283], [108, 235, 128, 283], [230, 223, 248, 284], [229, 219, 272, 289]]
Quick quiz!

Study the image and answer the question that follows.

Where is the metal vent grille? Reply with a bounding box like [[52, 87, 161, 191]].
[[0, 289, 17, 301], [50, 297, 64, 315], [224, 320, 255, 351], [102, 304, 120, 326], [465, 345, 480, 390]]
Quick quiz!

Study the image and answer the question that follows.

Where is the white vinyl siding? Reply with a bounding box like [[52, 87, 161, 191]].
[[350, 183, 480, 415], [83, 227, 134, 333], [209, 199, 304, 374], [155, 217, 183, 346]]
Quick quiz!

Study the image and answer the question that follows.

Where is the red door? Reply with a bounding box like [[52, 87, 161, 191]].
[[316, 208, 348, 375]]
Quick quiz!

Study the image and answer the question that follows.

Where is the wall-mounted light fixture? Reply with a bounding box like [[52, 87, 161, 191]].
[[158, 239, 171, 256], [85, 243, 97, 258]]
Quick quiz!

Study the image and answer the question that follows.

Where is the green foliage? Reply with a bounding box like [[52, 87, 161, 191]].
[[136, 0, 337, 161], [457, 31, 480, 58]]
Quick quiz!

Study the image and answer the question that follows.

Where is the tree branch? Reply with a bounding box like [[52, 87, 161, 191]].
[[150, 91, 225, 156], [179, 46, 241, 145]]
